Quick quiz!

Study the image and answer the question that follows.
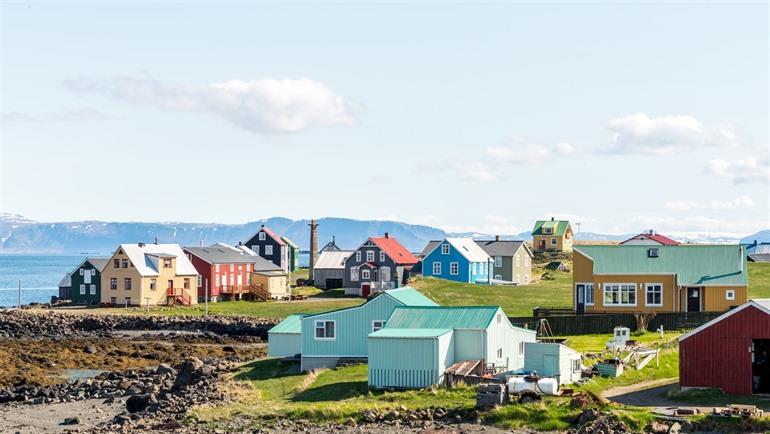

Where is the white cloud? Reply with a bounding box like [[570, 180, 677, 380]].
[[606, 113, 739, 155], [664, 200, 699, 211], [486, 143, 551, 165], [2, 112, 41, 122], [707, 157, 770, 184], [438, 214, 522, 236], [63, 75, 356, 134], [461, 162, 496, 182], [555, 142, 575, 156], [666, 196, 757, 211], [626, 215, 763, 241], [49, 108, 112, 121]]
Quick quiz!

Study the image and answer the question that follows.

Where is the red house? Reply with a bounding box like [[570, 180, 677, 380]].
[[184, 245, 282, 302], [679, 299, 770, 395]]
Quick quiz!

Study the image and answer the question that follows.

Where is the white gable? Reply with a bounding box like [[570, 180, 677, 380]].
[[445, 238, 491, 263], [118, 243, 198, 276]]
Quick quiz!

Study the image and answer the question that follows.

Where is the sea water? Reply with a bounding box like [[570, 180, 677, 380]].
[[0, 255, 83, 307]]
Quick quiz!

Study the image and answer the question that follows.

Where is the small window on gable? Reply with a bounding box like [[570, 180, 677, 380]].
[[372, 320, 385, 332], [355, 251, 362, 262], [441, 244, 450, 255], [648, 248, 659, 258], [726, 290, 736, 301], [258, 232, 266, 241], [496, 313, 502, 324], [379, 251, 385, 262], [79, 268, 84, 275], [497, 348, 502, 359]]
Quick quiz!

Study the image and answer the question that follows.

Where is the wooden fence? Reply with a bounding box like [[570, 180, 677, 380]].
[[509, 311, 723, 336]]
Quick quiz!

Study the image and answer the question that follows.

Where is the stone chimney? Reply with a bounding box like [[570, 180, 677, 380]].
[[495, 235, 500, 242], [308, 219, 319, 281], [384, 232, 389, 239], [138, 242, 145, 248]]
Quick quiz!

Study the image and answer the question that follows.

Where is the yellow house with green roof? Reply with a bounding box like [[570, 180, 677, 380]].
[[531, 218, 573, 252]]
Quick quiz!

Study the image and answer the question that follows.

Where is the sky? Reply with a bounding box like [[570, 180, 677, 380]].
[[1, 1, 768, 238]]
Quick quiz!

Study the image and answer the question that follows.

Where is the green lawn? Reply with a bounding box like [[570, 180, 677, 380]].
[[749, 262, 770, 299]]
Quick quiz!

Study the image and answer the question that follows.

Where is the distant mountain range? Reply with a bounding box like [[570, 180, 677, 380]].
[[0, 213, 767, 255]]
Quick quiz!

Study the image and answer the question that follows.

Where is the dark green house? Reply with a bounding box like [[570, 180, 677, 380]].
[[70, 257, 109, 305]]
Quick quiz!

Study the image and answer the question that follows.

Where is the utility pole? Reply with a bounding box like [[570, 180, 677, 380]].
[[17, 280, 21, 309], [204, 278, 209, 316]]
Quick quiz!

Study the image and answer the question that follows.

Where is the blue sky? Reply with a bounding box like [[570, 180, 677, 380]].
[[1, 1, 768, 238]]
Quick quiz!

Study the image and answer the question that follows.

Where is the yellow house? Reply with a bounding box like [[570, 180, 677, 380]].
[[101, 243, 199, 307], [531, 218, 573, 252], [250, 270, 289, 300], [573, 245, 748, 314]]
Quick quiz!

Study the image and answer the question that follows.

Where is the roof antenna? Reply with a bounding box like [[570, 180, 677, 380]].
[[154, 237, 158, 245]]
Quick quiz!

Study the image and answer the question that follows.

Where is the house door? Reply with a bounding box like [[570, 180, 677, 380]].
[[753, 339, 770, 394], [168, 280, 174, 291], [361, 282, 371, 298], [687, 287, 701, 312], [544, 355, 558, 376], [539, 239, 546, 250], [575, 284, 586, 314]]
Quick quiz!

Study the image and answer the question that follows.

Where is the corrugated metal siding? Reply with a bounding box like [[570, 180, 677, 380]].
[[268, 333, 300, 358], [301, 294, 399, 357], [454, 330, 485, 361], [524, 343, 581, 385], [368, 335, 443, 389], [680, 305, 770, 395]]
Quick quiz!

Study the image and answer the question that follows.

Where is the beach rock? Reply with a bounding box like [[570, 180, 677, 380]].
[[62, 416, 80, 425], [83, 345, 98, 354]]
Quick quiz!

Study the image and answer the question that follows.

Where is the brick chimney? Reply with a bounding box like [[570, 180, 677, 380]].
[[308, 219, 319, 281], [384, 232, 389, 239]]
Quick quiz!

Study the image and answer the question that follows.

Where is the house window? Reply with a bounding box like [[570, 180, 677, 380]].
[[79, 268, 84, 275], [372, 320, 385, 332], [196, 275, 202, 288], [361, 269, 371, 280], [449, 262, 459, 275], [89, 284, 96, 295], [122, 259, 129, 268], [573, 359, 581, 372], [525, 256, 530, 266], [110, 296, 117, 305], [251, 245, 259, 254], [518, 342, 524, 355], [91, 269, 96, 276], [215, 264, 220, 272], [497, 348, 503, 359], [366, 251, 375, 262], [472, 263, 477, 274], [726, 290, 736, 300], [150, 279, 156, 290], [355, 251, 362, 262], [379, 251, 385, 262], [441, 244, 450, 255], [265, 245, 273, 255], [432, 262, 441, 275], [314, 320, 335, 340], [496, 313, 502, 324], [184, 278, 190, 289], [110, 278, 117, 290], [494, 256, 502, 267], [645, 284, 663, 306], [543, 227, 553, 235], [648, 248, 659, 258], [524, 274, 529, 283], [163, 258, 172, 268], [124, 278, 132, 290], [125, 297, 131, 305], [113, 259, 120, 268], [585, 283, 594, 305], [603, 283, 637, 306], [229, 274, 234, 284], [79, 284, 86, 295], [258, 232, 266, 241], [350, 267, 359, 281], [550, 238, 557, 245], [495, 274, 502, 280]]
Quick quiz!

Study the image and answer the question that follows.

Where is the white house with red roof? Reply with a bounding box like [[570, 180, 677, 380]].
[[620, 230, 680, 246], [343, 233, 419, 296]]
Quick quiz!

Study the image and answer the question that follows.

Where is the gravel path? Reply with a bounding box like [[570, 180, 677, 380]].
[[0, 398, 123, 433], [602, 378, 714, 415]]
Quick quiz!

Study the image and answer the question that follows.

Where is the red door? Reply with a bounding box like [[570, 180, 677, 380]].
[[361, 283, 371, 298], [539, 239, 546, 250]]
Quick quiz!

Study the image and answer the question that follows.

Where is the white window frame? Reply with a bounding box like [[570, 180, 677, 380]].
[[518, 342, 524, 355], [726, 289, 736, 301], [551, 238, 557, 245], [494, 274, 502, 280], [372, 320, 385, 332], [494, 256, 502, 267], [449, 262, 459, 275], [79, 268, 84, 275], [441, 244, 450, 255], [79, 284, 86, 295], [251, 245, 259, 255], [366, 250, 375, 262], [525, 256, 530, 266], [314, 320, 336, 340], [379, 251, 385, 262], [644, 283, 663, 307], [265, 245, 273, 255], [432, 262, 441, 275], [355, 251, 362, 262], [603, 283, 638, 307], [497, 348, 503, 359], [89, 284, 96, 295], [584, 283, 594, 305], [496, 313, 502, 325], [361, 269, 371, 280], [258, 232, 266, 241]]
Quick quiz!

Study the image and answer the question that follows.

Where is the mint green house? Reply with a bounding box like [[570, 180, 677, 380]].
[[300, 287, 437, 371], [524, 342, 582, 385], [268, 314, 305, 358], [368, 306, 537, 389]]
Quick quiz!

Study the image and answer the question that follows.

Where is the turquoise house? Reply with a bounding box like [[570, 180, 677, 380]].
[[368, 306, 537, 389], [268, 314, 305, 358], [524, 342, 582, 385], [300, 287, 437, 371], [421, 238, 491, 283]]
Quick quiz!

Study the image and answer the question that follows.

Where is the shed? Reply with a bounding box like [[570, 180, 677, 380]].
[[300, 287, 437, 371], [679, 299, 770, 395], [268, 314, 304, 358], [368, 328, 454, 389], [250, 270, 288, 299], [58, 272, 72, 300], [523, 342, 582, 385], [313, 250, 352, 289]]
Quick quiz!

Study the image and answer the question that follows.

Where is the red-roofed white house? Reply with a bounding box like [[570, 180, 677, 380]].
[[620, 230, 680, 246], [343, 233, 418, 297]]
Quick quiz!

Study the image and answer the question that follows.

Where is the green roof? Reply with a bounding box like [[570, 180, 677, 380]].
[[531, 220, 571, 236], [269, 314, 305, 334], [386, 287, 438, 307], [575, 245, 747, 286], [385, 306, 500, 330], [369, 328, 453, 339]]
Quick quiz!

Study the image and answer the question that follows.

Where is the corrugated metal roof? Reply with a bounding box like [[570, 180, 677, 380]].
[[369, 328, 452, 338], [531, 220, 571, 236], [185, 246, 281, 271], [86, 257, 110, 272], [315, 250, 353, 269], [269, 314, 305, 334], [420, 241, 441, 257], [749, 253, 770, 263], [119, 243, 198, 276], [620, 232, 680, 245], [58, 272, 72, 288], [474, 240, 529, 257], [385, 287, 438, 307], [385, 306, 499, 330], [445, 238, 491, 262], [370, 236, 418, 265], [576, 244, 747, 286]]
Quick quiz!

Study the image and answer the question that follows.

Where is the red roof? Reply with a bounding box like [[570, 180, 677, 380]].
[[371, 236, 418, 265], [621, 232, 680, 246], [260, 226, 286, 246]]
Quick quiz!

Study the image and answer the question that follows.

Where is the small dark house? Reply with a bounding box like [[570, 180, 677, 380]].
[[343, 233, 418, 297], [70, 257, 110, 305], [679, 299, 770, 395], [243, 225, 289, 271]]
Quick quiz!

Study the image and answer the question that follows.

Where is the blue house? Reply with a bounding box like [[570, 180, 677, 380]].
[[421, 238, 492, 283], [297, 287, 438, 371]]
